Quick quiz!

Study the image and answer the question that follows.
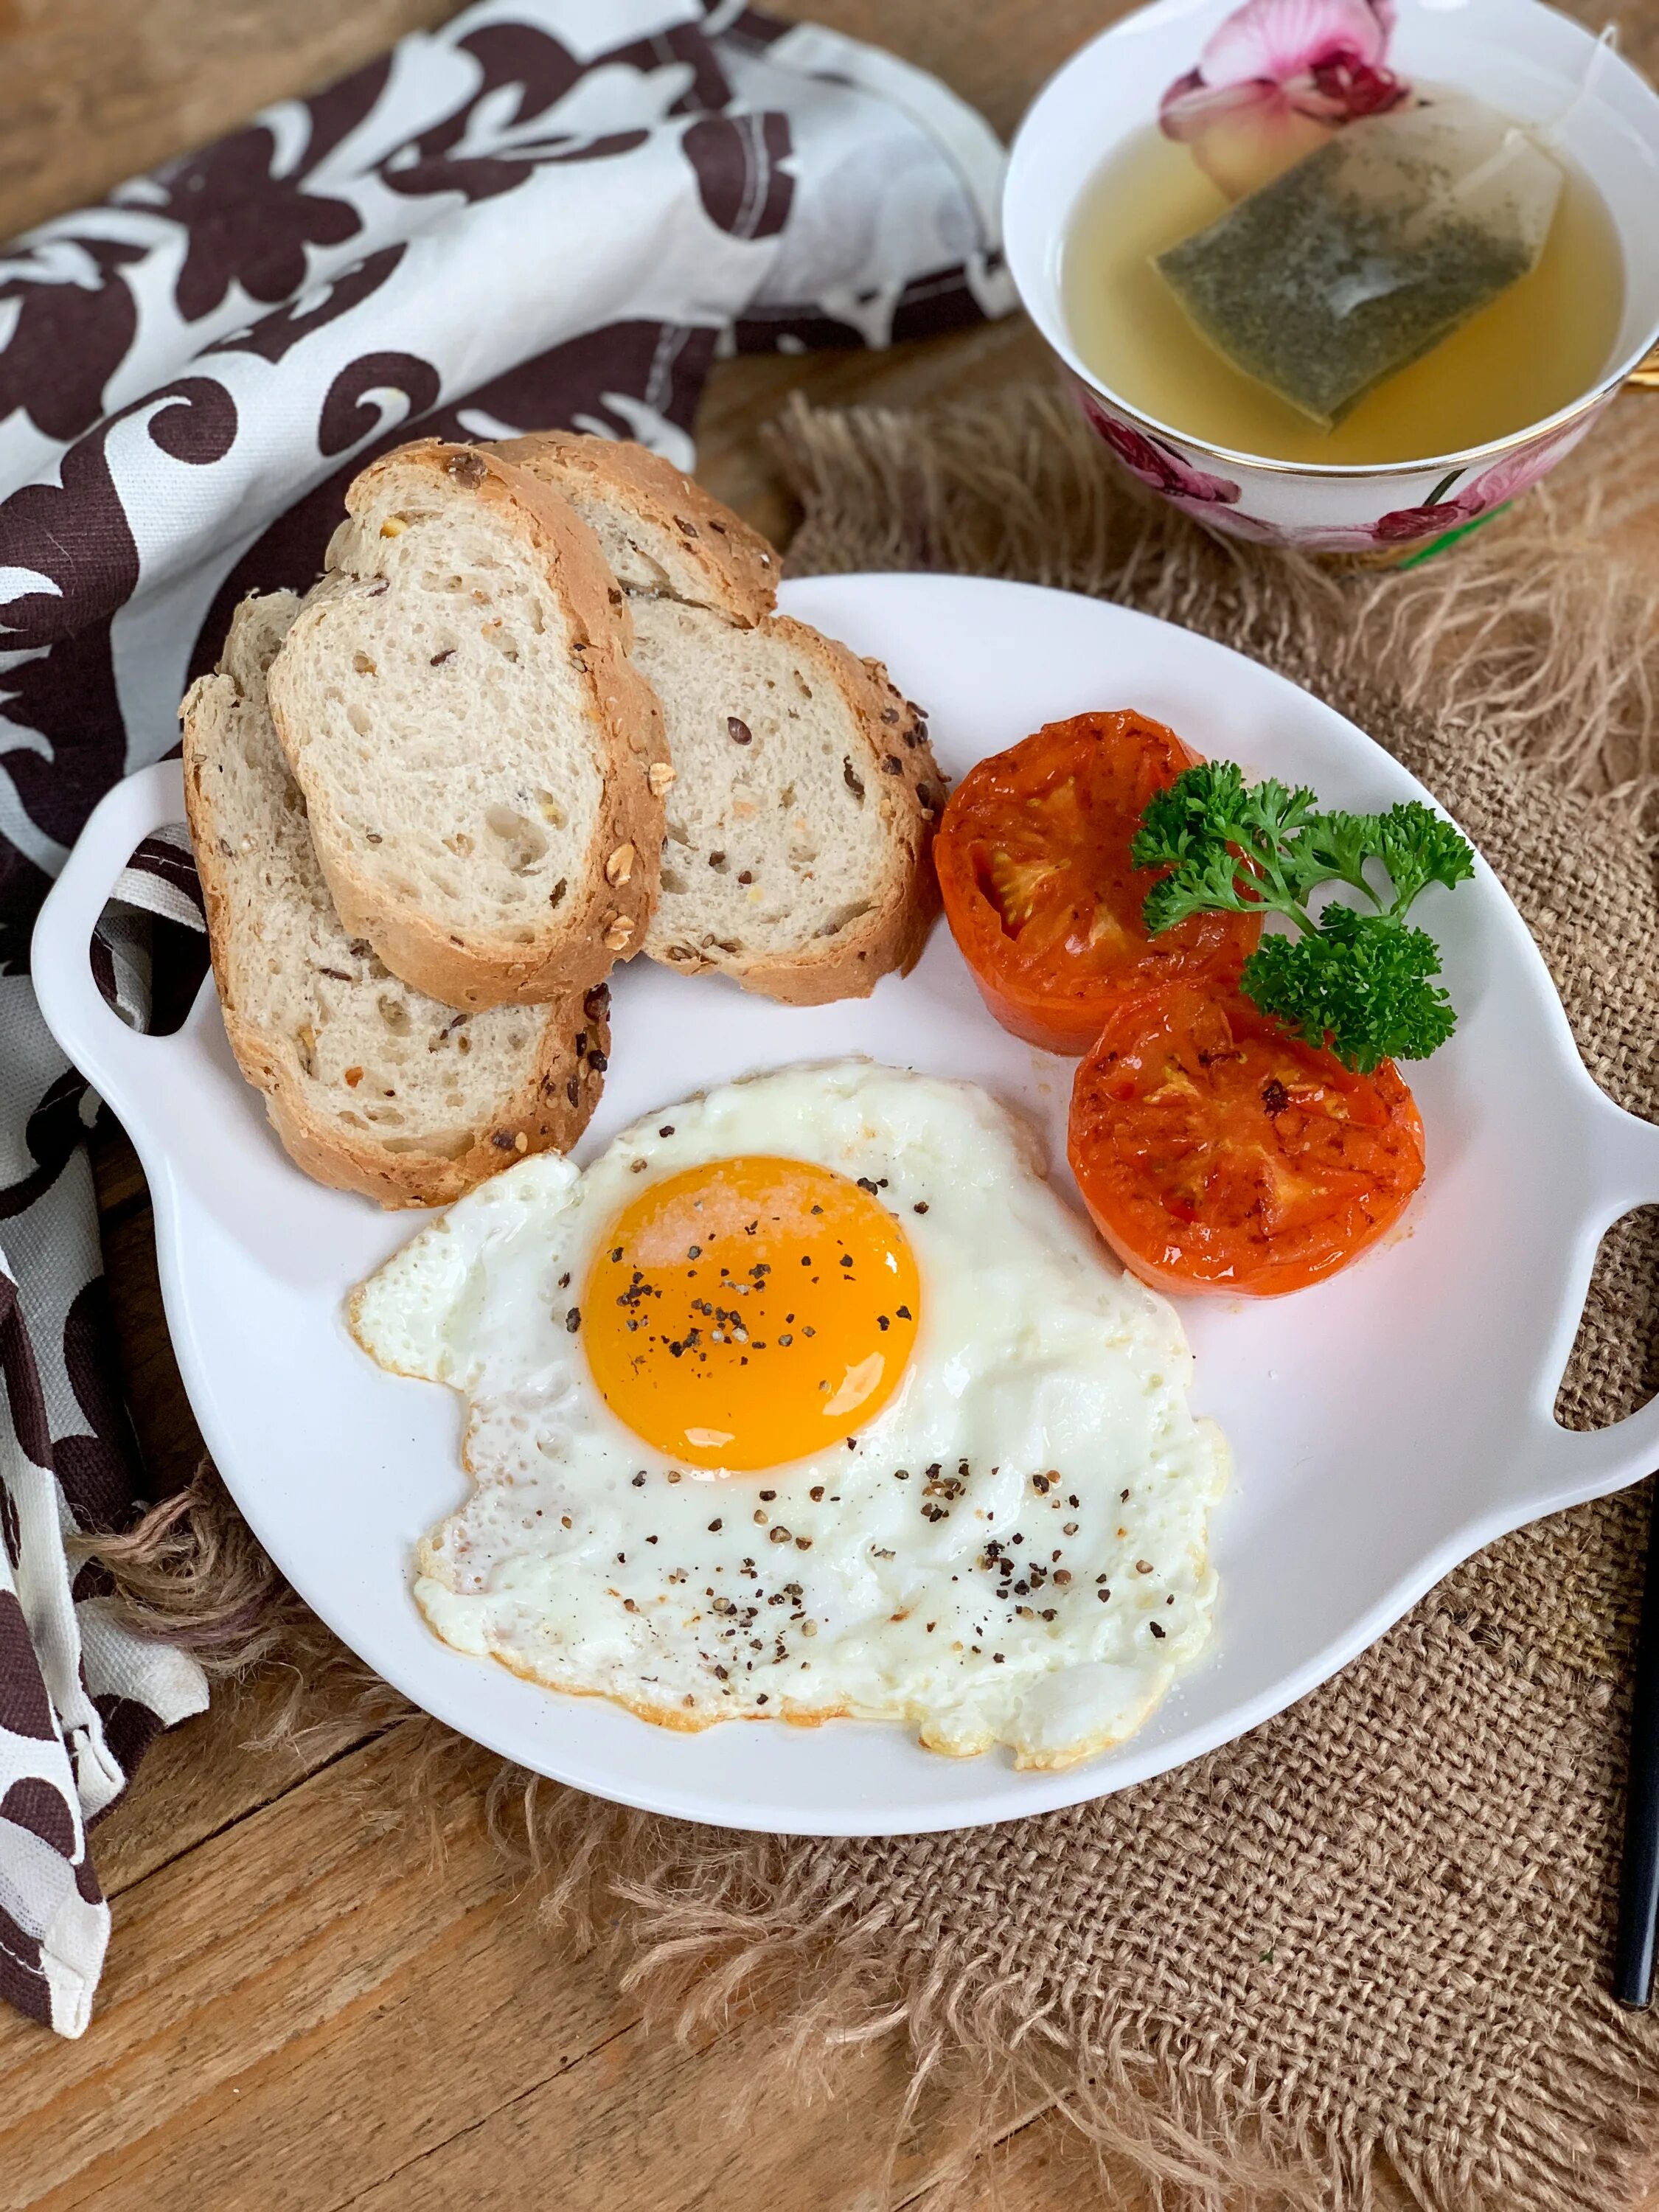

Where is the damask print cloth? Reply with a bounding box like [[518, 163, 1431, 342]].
[[0, 0, 1012, 2037]]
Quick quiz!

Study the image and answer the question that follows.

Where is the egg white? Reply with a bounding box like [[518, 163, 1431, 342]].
[[350, 1061, 1228, 1768]]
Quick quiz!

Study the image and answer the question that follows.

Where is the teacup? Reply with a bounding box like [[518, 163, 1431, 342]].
[[1004, 0, 1659, 557]]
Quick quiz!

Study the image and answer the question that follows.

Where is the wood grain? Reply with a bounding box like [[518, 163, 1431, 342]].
[[1, 0, 1653, 2207], [0, 0, 1119, 243], [1, 1712, 1056, 2212], [0, 0, 456, 238], [0, 0, 1119, 2200]]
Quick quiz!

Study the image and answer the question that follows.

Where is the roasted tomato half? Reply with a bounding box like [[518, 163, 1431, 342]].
[[1068, 982, 1425, 1296], [934, 710, 1262, 1054]]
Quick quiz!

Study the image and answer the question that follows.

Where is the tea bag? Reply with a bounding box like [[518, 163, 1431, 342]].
[[1155, 97, 1565, 427]]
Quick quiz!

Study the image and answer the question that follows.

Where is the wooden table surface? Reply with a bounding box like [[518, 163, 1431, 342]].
[[2, 4, 1655, 2208]]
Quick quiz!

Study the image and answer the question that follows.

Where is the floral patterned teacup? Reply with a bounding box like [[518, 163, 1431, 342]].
[[1004, 0, 1659, 559]]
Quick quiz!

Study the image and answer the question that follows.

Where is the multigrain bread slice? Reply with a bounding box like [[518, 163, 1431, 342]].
[[266, 439, 668, 1011], [626, 602, 942, 1002], [488, 430, 776, 626], [492, 434, 943, 1005], [182, 591, 611, 1210]]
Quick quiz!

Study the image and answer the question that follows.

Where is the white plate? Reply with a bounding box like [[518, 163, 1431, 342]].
[[33, 574, 1659, 1836]]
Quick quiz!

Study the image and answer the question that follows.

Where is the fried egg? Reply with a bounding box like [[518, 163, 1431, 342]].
[[350, 1062, 1227, 1768]]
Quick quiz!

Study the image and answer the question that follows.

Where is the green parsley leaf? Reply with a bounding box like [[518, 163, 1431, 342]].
[[1133, 764, 1321, 912], [1135, 762, 1474, 1070], [1374, 802, 1477, 915], [1242, 909, 1457, 1074], [1290, 810, 1385, 903], [1141, 843, 1259, 935], [1131, 761, 1251, 870]]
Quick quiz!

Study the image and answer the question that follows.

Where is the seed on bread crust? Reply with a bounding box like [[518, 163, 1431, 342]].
[[268, 438, 667, 1010], [648, 761, 677, 796], [603, 914, 635, 953], [605, 843, 636, 886], [185, 590, 610, 1209], [469, 431, 935, 1010]]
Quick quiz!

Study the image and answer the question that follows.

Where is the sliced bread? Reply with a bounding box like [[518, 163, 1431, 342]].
[[183, 591, 611, 1210], [488, 430, 777, 626], [491, 434, 943, 1005], [265, 439, 669, 1011], [626, 602, 942, 1002]]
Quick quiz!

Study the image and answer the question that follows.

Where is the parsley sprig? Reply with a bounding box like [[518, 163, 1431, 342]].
[[1130, 762, 1475, 1072]]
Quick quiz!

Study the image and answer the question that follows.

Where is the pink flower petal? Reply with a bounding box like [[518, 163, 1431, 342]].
[[1158, 66, 1209, 120], [1370, 500, 1470, 543], [1197, 0, 1388, 89], [1169, 458, 1245, 504], [1160, 0, 1403, 195], [1464, 417, 1590, 508], [1160, 73, 1279, 131], [1295, 53, 1408, 122], [1160, 76, 1335, 195], [1083, 400, 1243, 504]]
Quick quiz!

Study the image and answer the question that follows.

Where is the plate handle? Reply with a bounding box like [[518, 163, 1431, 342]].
[[1531, 1091, 1659, 1490], [30, 760, 193, 1106]]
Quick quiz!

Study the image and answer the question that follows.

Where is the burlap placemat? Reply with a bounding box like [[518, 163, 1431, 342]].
[[97, 383, 1659, 2212]]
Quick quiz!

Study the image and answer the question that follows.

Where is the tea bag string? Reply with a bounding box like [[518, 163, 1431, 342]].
[[1402, 40, 1612, 247], [1542, 25, 1619, 151], [1448, 24, 1617, 201]]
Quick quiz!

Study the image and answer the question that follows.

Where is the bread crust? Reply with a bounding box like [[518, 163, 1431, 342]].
[[240, 980, 609, 1209], [490, 433, 940, 1005], [183, 597, 612, 1210], [487, 431, 778, 627], [266, 439, 669, 1011], [651, 621, 945, 1006]]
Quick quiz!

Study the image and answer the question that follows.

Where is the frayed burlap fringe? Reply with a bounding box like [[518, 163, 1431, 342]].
[[86, 386, 1659, 2212], [766, 384, 1659, 815], [72, 1470, 408, 1764]]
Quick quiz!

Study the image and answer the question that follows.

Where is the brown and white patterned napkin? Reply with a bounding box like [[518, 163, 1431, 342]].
[[0, 0, 1012, 2037]]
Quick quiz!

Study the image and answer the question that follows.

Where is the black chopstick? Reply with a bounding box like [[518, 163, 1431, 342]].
[[1615, 1472, 1659, 2006]]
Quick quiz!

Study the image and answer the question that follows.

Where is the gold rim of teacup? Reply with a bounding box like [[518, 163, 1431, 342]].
[[1066, 319, 1659, 482]]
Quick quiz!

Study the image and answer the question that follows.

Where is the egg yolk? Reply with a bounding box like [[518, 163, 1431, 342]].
[[581, 1155, 921, 1472]]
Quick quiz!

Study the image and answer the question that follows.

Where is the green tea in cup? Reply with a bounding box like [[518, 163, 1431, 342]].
[[1063, 95, 1624, 466]]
